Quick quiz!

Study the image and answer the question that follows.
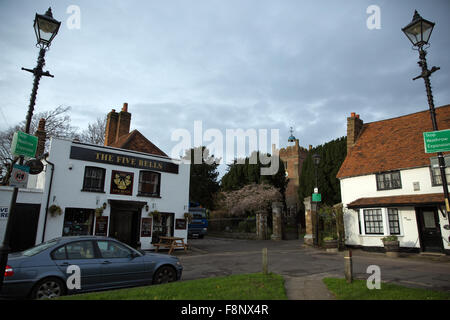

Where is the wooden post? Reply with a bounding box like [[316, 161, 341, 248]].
[[262, 248, 268, 275], [344, 249, 353, 283]]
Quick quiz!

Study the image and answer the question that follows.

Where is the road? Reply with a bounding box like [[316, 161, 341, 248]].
[[175, 237, 450, 291]]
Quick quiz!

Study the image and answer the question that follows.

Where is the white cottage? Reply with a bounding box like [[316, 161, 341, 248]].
[[337, 105, 450, 254], [0, 104, 190, 251]]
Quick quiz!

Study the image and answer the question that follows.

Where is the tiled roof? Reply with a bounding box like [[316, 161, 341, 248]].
[[109, 129, 168, 157], [347, 193, 445, 208], [337, 105, 450, 179]]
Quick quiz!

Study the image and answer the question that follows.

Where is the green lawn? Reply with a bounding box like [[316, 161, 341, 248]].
[[323, 278, 450, 300], [58, 273, 287, 300]]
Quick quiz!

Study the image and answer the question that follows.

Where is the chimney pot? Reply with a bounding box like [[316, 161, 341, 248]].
[[122, 103, 128, 112], [356, 114, 360, 119], [351, 112, 356, 117]]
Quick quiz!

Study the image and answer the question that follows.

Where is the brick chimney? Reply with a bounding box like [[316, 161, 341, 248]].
[[115, 103, 131, 142], [104, 109, 119, 146], [347, 112, 363, 153], [35, 118, 46, 157]]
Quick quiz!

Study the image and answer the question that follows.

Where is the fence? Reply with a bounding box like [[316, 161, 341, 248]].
[[208, 217, 261, 239]]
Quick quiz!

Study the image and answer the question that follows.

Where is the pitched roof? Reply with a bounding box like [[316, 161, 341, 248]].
[[337, 105, 450, 179], [347, 193, 445, 209], [109, 129, 168, 157]]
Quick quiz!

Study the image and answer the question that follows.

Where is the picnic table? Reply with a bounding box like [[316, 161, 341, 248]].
[[153, 236, 188, 255]]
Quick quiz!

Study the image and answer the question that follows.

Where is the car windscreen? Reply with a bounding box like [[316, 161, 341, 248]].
[[21, 239, 60, 256], [192, 213, 205, 219]]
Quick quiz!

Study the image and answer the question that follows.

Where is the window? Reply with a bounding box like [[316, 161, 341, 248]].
[[62, 208, 94, 236], [387, 208, 400, 235], [376, 171, 402, 190], [97, 240, 133, 259], [363, 209, 383, 234], [52, 246, 67, 260], [65, 241, 96, 259], [430, 156, 450, 186], [82, 166, 106, 192], [138, 171, 161, 197]]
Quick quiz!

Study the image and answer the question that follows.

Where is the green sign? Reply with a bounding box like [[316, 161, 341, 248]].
[[423, 129, 450, 153], [312, 193, 321, 202], [10, 131, 38, 158]]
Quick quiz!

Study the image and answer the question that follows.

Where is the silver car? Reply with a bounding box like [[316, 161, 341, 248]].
[[0, 236, 183, 299]]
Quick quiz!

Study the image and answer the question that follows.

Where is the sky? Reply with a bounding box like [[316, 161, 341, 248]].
[[0, 0, 449, 177]]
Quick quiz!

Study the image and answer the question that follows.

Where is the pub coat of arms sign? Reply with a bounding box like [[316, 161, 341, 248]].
[[111, 170, 133, 195]]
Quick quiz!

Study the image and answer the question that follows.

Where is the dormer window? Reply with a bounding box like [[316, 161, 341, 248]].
[[376, 171, 401, 191]]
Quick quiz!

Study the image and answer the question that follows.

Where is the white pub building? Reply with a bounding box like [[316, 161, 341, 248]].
[[0, 104, 190, 251]]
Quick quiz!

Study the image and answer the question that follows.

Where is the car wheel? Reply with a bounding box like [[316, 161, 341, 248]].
[[31, 277, 66, 300], [153, 266, 177, 285]]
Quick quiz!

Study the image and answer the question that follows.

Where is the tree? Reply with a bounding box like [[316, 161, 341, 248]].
[[184, 146, 220, 209], [215, 183, 283, 217], [220, 151, 286, 195], [0, 105, 77, 184], [298, 136, 347, 209], [79, 116, 106, 145]]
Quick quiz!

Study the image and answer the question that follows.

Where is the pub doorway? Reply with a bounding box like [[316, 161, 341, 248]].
[[109, 200, 144, 248]]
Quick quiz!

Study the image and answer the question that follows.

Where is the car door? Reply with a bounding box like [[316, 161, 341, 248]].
[[95, 240, 149, 288], [52, 240, 104, 292]]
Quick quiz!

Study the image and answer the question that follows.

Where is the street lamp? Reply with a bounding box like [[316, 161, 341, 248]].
[[402, 10, 450, 217], [0, 8, 60, 290], [312, 153, 321, 189], [22, 7, 61, 133], [312, 153, 321, 246]]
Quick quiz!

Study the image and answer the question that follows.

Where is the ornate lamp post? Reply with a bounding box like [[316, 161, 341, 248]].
[[312, 153, 321, 246], [402, 11, 450, 217], [22, 7, 61, 133], [0, 8, 60, 290]]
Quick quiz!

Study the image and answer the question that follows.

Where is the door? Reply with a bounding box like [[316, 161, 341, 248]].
[[110, 210, 132, 244], [96, 240, 149, 287], [110, 209, 140, 247], [10, 203, 40, 252], [416, 207, 443, 253]]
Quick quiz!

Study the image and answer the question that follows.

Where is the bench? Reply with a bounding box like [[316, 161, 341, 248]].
[[154, 236, 188, 255]]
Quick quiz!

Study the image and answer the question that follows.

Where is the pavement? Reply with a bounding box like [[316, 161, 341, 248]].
[[174, 236, 450, 300]]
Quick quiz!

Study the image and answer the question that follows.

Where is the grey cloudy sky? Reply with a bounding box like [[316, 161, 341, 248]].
[[1, 0, 449, 175]]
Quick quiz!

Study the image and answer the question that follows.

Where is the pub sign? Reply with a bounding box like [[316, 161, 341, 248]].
[[111, 170, 134, 195]]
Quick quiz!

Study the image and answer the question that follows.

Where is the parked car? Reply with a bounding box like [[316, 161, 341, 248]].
[[0, 236, 183, 299]]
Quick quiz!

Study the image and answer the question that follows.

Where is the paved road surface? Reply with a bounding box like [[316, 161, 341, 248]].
[[174, 237, 450, 291]]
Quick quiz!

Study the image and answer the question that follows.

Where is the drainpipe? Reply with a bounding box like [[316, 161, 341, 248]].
[[41, 153, 54, 243]]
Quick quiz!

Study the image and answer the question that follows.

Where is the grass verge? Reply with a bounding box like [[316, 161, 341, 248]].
[[323, 278, 450, 300], [58, 273, 287, 300]]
